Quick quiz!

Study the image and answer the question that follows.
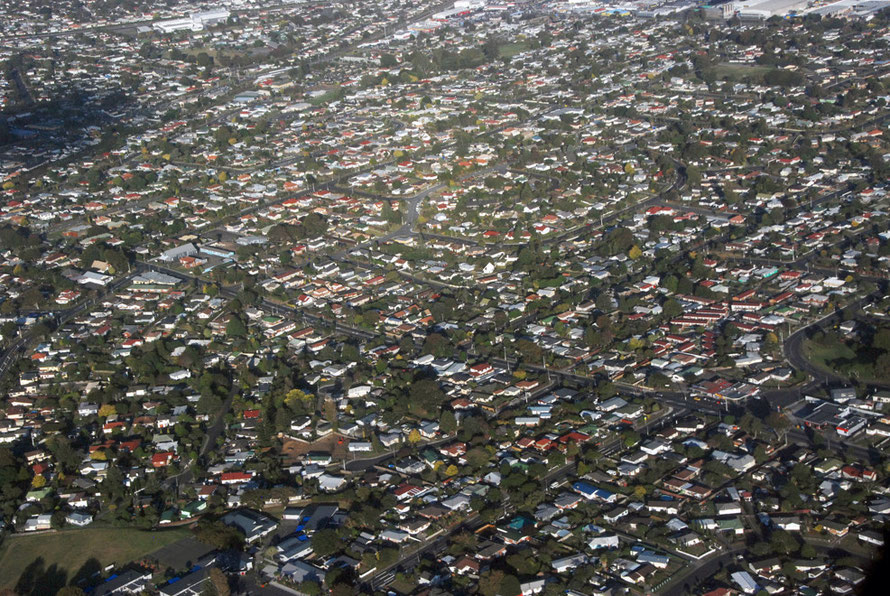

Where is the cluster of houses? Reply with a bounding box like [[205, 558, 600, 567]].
[[2, 2, 890, 594]]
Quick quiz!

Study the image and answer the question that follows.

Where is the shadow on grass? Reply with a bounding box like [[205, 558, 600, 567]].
[[70, 557, 103, 588], [15, 556, 67, 595]]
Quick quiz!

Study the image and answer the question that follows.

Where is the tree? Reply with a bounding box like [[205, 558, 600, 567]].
[[408, 378, 445, 413], [800, 543, 817, 559], [379, 53, 398, 68], [440, 410, 457, 434], [765, 411, 790, 444], [341, 343, 359, 362], [478, 570, 505, 596], [226, 317, 247, 338], [46, 437, 80, 474], [753, 444, 768, 464], [407, 429, 422, 445], [876, 352, 890, 381], [769, 529, 799, 555], [98, 404, 116, 418], [208, 568, 230, 596], [193, 520, 244, 550], [284, 389, 314, 410], [740, 412, 764, 439], [873, 328, 890, 352], [499, 574, 522, 596], [311, 529, 341, 558], [298, 581, 321, 596], [444, 464, 459, 477], [465, 447, 491, 470], [662, 298, 683, 319], [622, 430, 641, 448]]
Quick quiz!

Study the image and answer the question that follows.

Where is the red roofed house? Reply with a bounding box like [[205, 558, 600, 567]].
[[152, 452, 176, 468]]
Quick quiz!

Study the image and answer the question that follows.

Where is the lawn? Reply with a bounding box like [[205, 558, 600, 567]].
[[499, 41, 530, 59], [0, 526, 190, 592], [804, 336, 857, 373], [705, 63, 773, 84]]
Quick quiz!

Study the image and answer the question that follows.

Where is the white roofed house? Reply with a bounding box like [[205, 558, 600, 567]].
[[731, 570, 760, 594], [77, 271, 112, 286], [588, 534, 620, 550], [380, 528, 412, 544], [24, 514, 53, 532], [318, 473, 348, 493], [66, 511, 93, 527], [551, 553, 588, 573], [441, 493, 472, 511], [159, 243, 198, 262], [715, 502, 743, 516]]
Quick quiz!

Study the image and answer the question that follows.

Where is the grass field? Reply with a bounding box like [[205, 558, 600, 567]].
[[709, 63, 773, 83], [804, 336, 857, 373], [499, 41, 530, 59], [0, 526, 190, 592], [802, 336, 890, 383]]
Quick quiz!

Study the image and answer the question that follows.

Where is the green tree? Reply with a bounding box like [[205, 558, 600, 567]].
[[226, 317, 247, 338], [311, 529, 341, 558], [409, 378, 445, 413], [662, 298, 683, 319], [440, 410, 457, 434]]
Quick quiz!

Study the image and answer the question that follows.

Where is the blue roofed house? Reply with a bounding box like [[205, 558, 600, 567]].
[[573, 481, 616, 503]]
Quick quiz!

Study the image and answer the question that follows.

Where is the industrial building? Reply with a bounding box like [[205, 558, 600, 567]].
[[733, 0, 808, 19], [152, 9, 231, 34]]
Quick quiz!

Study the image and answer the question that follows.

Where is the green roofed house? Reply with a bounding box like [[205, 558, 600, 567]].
[[181, 500, 208, 519], [25, 487, 52, 502], [420, 448, 441, 467], [717, 517, 745, 535], [814, 458, 843, 474]]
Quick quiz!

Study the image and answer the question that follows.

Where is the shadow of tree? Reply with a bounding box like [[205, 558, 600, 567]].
[[15, 556, 68, 595], [70, 557, 102, 587], [36, 565, 68, 596], [14, 557, 45, 595]]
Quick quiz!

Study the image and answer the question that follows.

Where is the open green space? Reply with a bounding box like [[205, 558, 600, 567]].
[[0, 527, 190, 591], [803, 329, 890, 384], [803, 336, 858, 372], [499, 42, 530, 59], [700, 63, 805, 87], [710, 63, 772, 81]]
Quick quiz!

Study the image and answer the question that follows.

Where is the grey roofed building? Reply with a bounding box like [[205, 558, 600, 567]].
[[158, 567, 212, 596], [277, 535, 314, 562], [235, 235, 268, 245], [281, 560, 326, 584], [221, 509, 277, 543], [92, 569, 153, 595], [295, 504, 339, 533], [159, 243, 198, 262], [132, 271, 181, 285]]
